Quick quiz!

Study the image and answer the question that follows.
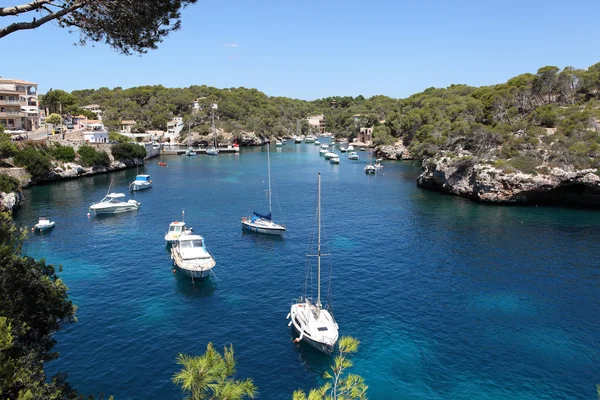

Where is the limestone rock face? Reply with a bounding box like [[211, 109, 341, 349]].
[[0, 191, 23, 211], [417, 155, 600, 206], [374, 141, 413, 160], [239, 132, 265, 146]]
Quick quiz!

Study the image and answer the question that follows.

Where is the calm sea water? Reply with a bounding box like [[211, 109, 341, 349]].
[[13, 142, 600, 399]]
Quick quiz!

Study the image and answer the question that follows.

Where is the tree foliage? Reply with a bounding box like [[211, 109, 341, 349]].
[[173, 342, 257, 400], [293, 337, 368, 400], [0, 0, 197, 55], [13, 145, 53, 179], [78, 145, 110, 167], [111, 143, 147, 161], [0, 211, 78, 399], [0, 173, 20, 193]]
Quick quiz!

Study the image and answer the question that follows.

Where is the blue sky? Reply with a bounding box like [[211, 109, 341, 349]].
[[1, 0, 599, 99]]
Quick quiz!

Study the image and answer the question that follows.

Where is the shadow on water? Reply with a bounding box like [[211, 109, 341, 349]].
[[288, 335, 334, 374], [174, 271, 217, 298]]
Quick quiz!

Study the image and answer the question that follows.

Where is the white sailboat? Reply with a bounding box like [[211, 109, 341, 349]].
[[242, 143, 286, 235], [287, 173, 338, 354], [206, 103, 219, 156]]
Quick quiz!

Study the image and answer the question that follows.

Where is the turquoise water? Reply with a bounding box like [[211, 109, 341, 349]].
[[13, 142, 600, 399]]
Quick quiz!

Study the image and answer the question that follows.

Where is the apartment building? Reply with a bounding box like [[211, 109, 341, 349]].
[[0, 78, 39, 131], [307, 114, 326, 133]]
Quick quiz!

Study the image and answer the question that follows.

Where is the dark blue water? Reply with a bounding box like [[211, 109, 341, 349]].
[[13, 142, 600, 399]]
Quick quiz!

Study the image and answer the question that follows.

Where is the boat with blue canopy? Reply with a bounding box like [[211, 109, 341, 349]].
[[130, 174, 152, 191], [242, 143, 286, 235]]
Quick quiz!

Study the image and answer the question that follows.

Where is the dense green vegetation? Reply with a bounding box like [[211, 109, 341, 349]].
[[111, 143, 147, 161], [0, 211, 78, 399], [108, 132, 131, 143], [13, 145, 53, 179], [60, 62, 600, 174], [0, 173, 19, 193], [78, 145, 110, 168], [50, 144, 77, 162]]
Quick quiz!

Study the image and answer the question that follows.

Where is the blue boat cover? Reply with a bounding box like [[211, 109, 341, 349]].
[[253, 211, 272, 220], [135, 175, 150, 181]]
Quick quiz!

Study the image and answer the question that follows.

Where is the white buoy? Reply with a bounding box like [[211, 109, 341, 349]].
[[87, 212, 91, 217]]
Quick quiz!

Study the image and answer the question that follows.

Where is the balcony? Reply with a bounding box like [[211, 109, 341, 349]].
[[0, 111, 25, 117], [0, 99, 26, 106]]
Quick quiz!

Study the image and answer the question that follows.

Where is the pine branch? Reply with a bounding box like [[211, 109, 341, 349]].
[[0, 1, 82, 39], [0, 0, 53, 16]]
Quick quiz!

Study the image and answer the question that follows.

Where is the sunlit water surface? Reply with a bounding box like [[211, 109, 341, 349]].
[[14, 142, 600, 399]]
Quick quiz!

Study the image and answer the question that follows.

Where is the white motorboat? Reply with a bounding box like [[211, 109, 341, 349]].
[[294, 136, 303, 143], [364, 165, 376, 174], [347, 145, 355, 151], [130, 174, 152, 191], [329, 155, 340, 164], [287, 173, 338, 354], [348, 152, 359, 160], [164, 212, 188, 244], [314, 140, 320, 145], [171, 234, 216, 280], [89, 193, 140, 214], [340, 146, 348, 153], [374, 158, 384, 169], [324, 152, 336, 160], [304, 135, 316, 143], [185, 147, 196, 156], [242, 143, 286, 235], [276, 141, 283, 147], [33, 217, 55, 231]]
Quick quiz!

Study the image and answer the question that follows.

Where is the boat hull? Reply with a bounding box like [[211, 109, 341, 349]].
[[34, 222, 55, 231], [289, 311, 335, 355], [176, 266, 212, 279], [131, 183, 151, 191], [242, 220, 286, 236]]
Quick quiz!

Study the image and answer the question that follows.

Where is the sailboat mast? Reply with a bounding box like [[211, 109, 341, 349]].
[[317, 172, 321, 309], [267, 142, 272, 213], [212, 112, 216, 148]]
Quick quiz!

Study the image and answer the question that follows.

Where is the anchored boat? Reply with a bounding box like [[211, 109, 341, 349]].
[[89, 193, 140, 214], [171, 234, 216, 279], [33, 217, 55, 231], [287, 173, 338, 354], [130, 174, 152, 191], [242, 143, 286, 235]]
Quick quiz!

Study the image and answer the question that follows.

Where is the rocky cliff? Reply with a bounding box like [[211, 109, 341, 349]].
[[374, 140, 414, 160], [417, 154, 600, 207]]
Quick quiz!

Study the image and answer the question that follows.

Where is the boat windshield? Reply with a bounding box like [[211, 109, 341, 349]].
[[180, 239, 203, 249], [169, 225, 182, 232]]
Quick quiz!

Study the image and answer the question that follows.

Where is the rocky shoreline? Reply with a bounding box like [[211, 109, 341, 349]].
[[417, 156, 600, 207], [0, 158, 143, 212]]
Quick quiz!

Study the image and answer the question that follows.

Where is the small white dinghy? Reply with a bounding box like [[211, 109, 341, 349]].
[[33, 217, 55, 231]]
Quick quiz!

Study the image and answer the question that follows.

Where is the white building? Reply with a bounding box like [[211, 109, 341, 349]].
[[307, 114, 326, 133], [165, 117, 184, 142], [0, 78, 39, 131], [82, 104, 103, 121], [83, 122, 108, 143]]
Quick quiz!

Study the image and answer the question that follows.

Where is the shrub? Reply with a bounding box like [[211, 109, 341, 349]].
[[108, 132, 130, 143], [507, 156, 542, 175], [49, 144, 76, 162], [111, 143, 146, 161], [0, 173, 19, 193], [13, 147, 53, 179], [78, 145, 110, 167], [0, 134, 17, 158]]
